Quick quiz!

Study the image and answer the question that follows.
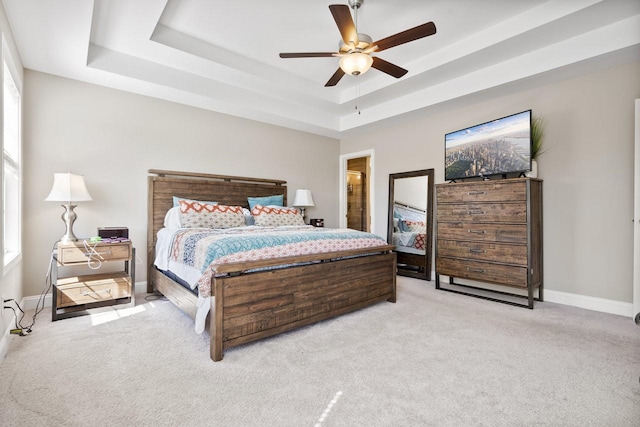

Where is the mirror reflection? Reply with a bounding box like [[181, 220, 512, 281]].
[[388, 169, 434, 280]]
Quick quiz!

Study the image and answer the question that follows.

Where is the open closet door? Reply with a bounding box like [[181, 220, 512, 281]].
[[634, 99, 640, 325]]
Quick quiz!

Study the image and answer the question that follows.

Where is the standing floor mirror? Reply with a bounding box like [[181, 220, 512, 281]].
[[387, 169, 434, 280]]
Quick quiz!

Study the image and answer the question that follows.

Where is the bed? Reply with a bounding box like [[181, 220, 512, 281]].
[[147, 169, 397, 361]]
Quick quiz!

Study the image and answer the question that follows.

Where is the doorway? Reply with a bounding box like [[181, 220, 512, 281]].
[[347, 167, 367, 231], [340, 150, 375, 233]]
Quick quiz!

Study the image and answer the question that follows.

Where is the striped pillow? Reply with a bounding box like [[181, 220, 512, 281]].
[[178, 201, 245, 229]]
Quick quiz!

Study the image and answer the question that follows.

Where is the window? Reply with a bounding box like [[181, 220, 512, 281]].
[[3, 57, 21, 270]]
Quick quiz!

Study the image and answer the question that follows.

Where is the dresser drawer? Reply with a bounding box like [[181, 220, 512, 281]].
[[436, 257, 527, 287], [437, 180, 526, 203], [437, 239, 527, 265], [58, 242, 132, 264], [56, 272, 131, 308], [437, 202, 527, 223], [437, 222, 527, 244]]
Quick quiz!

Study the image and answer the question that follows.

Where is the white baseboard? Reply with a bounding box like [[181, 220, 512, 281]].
[[21, 292, 52, 311], [17, 280, 633, 317], [433, 272, 633, 318], [544, 289, 633, 317]]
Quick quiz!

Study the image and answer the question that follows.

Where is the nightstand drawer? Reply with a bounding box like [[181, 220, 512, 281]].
[[58, 242, 131, 264], [56, 272, 132, 308]]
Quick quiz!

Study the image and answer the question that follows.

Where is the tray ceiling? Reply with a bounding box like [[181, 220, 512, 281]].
[[3, 0, 640, 138]]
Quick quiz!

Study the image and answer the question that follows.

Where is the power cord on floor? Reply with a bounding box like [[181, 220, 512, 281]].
[[144, 292, 167, 302], [3, 242, 56, 336]]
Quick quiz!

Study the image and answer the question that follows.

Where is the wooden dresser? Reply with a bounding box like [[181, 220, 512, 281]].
[[435, 178, 543, 308]]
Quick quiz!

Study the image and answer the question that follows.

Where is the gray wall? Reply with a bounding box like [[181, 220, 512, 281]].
[[341, 60, 640, 304], [22, 71, 339, 297]]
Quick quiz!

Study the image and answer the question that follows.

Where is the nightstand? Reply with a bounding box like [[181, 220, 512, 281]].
[[52, 240, 135, 321]]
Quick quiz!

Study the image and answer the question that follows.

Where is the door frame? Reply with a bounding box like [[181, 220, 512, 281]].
[[339, 149, 375, 234]]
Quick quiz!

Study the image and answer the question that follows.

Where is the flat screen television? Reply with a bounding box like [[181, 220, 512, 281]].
[[445, 109, 532, 181]]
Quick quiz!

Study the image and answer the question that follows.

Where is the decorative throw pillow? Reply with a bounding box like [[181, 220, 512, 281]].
[[178, 201, 245, 229], [251, 205, 305, 227], [247, 195, 284, 211], [404, 220, 426, 233]]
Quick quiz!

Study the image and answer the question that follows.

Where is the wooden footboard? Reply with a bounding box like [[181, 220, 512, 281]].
[[211, 251, 396, 361], [150, 249, 397, 362]]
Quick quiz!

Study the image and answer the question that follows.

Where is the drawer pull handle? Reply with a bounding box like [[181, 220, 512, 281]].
[[469, 248, 485, 254], [467, 267, 486, 273], [83, 289, 112, 297], [468, 191, 486, 195], [467, 211, 485, 215], [82, 250, 112, 257], [468, 230, 486, 234]]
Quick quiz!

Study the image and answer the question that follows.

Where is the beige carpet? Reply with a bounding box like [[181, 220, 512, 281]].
[[1, 276, 639, 426]]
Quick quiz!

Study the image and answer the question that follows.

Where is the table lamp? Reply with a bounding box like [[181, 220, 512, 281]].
[[293, 189, 315, 222], [45, 172, 92, 243]]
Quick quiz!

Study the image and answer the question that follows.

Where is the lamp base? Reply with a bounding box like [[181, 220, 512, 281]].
[[59, 204, 79, 243]]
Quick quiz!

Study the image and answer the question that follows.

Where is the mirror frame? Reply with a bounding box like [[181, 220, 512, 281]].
[[387, 169, 435, 281]]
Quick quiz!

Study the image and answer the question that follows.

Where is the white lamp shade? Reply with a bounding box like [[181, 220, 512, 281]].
[[339, 52, 373, 76], [45, 172, 93, 203], [293, 189, 315, 207]]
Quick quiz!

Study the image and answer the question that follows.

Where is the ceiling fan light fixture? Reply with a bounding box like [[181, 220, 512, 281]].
[[279, 2, 436, 86], [339, 52, 373, 76]]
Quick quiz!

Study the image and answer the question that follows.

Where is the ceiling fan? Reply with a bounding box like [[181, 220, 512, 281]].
[[279, 0, 436, 87]]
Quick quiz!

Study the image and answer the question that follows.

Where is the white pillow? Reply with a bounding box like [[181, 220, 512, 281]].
[[163, 206, 182, 229]]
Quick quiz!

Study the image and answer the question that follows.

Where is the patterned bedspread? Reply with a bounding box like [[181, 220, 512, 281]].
[[169, 225, 389, 298]]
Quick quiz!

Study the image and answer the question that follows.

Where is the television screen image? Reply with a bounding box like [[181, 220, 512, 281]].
[[445, 110, 532, 181]]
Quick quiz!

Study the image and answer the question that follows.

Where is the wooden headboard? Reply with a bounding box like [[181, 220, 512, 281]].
[[147, 169, 287, 290]]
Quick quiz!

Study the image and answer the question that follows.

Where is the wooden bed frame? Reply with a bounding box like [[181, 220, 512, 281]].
[[147, 169, 397, 361]]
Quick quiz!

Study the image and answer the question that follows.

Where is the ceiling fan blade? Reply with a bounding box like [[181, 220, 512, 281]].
[[325, 68, 346, 87], [372, 22, 436, 52], [279, 52, 337, 58], [371, 57, 408, 78], [329, 4, 359, 46]]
